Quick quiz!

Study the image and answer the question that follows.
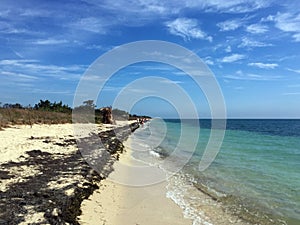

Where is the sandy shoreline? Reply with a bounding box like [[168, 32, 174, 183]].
[[0, 122, 252, 225], [78, 125, 254, 225], [0, 122, 138, 224], [0, 122, 190, 224], [79, 137, 192, 225]]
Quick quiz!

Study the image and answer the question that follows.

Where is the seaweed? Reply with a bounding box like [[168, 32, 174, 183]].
[[0, 123, 139, 224]]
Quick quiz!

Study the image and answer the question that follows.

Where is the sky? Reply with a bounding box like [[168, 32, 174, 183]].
[[0, 0, 300, 118]]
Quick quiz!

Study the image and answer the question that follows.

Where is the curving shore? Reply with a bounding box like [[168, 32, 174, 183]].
[[79, 137, 193, 225], [0, 122, 138, 224]]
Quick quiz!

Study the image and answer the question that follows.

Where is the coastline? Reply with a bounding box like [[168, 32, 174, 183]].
[[1, 121, 291, 225], [0, 122, 138, 224], [78, 121, 256, 225], [79, 137, 193, 225]]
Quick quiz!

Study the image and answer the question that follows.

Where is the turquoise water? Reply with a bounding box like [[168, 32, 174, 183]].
[[130, 119, 300, 225]]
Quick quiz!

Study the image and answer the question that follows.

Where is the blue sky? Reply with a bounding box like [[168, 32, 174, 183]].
[[0, 0, 300, 118]]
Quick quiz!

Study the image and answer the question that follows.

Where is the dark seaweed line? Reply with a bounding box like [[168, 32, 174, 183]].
[[0, 122, 139, 225]]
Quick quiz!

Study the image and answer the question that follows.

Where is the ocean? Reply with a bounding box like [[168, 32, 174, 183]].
[[128, 119, 300, 225]]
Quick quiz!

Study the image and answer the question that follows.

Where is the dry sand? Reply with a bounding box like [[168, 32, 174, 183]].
[[79, 138, 193, 225], [0, 124, 77, 224], [0, 124, 77, 164], [0, 122, 135, 224]]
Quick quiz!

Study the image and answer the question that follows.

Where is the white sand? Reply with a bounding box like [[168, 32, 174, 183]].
[[0, 123, 124, 224], [79, 138, 193, 225], [0, 122, 130, 165]]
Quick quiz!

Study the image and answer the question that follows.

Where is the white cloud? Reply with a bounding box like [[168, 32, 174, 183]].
[[271, 12, 300, 42], [246, 24, 268, 34], [225, 46, 232, 53], [85, 0, 270, 15], [85, 44, 104, 50], [292, 33, 300, 42], [287, 68, 300, 74], [188, 0, 270, 13], [221, 54, 245, 63], [204, 58, 214, 65], [239, 37, 272, 48], [204, 59, 214, 66], [248, 62, 278, 69], [159, 79, 183, 84], [217, 19, 243, 31], [0, 21, 39, 35], [70, 17, 108, 34], [224, 70, 280, 81], [19, 8, 53, 17], [0, 71, 38, 81], [33, 38, 69, 45], [0, 59, 86, 81], [273, 12, 300, 32], [261, 15, 275, 22], [165, 18, 212, 42]]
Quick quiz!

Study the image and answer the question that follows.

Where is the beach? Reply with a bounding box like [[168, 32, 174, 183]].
[[0, 122, 138, 224], [0, 122, 191, 224], [1, 120, 299, 225], [78, 126, 253, 225], [79, 137, 192, 225]]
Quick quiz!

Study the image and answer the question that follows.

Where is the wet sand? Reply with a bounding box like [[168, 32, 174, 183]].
[[79, 138, 192, 225]]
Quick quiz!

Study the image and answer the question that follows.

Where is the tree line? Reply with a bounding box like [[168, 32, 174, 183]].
[[2, 100, 136, 115], [0, 100, 72, 113], [0, 99, 150, 122]]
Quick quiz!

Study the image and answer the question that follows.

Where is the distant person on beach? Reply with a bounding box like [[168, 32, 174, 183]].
[[139, 118, 145, 126]]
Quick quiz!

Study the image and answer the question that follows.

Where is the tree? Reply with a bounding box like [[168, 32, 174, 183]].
[[34, 100, 52, 111], [33, 99, 71, 113], [2, 103, 23, 109], [83, 100, 96, 109]]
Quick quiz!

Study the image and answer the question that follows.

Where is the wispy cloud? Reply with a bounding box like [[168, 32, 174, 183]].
[[238, 37, 272, 48], [85, 0, 270, 15], [203, 57, 214, 65], [0, 59, 39, 65], [195, 0, 270, 13], [292, 33, 300, 42], [0, 59, 86, 81], [225, 46, 232, 53], [217, 19, 243, 31], [165, 18, 212, 42], [0, 71, 38, 81], [287, 68, 300, 74], [33, 38, 69, 45], [248, 62, 278, 69], [268, 12, 300, 42], [70, 17, 108, 34], [224, 70, 280, 81], [221, 54, 245, 63], [246, 23, 268, 34], [159, 79, 183, 84], [85, 44, 105, 50], [30, 89, 73, 95]]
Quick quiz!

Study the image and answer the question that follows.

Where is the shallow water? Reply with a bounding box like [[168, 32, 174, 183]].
[[129, 119, 300, 225]]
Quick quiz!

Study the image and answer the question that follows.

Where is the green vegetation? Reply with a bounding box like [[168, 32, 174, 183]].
[[34, 100, 72, 113], [0, 99, 151, 129], [0, 108, 72, 129]]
